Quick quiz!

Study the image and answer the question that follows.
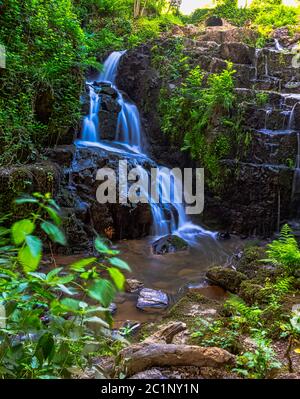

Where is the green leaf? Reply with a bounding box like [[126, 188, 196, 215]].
[[108, 267, 125, 291], [43, 206, 61, 226], [70, 257, 97, 272], [28, 272, 47, 281], [12, 219, 35, 245], [35, 333, 55, 363], [108, 257, 131, 272], [57, 284, 77, 296], [18, 245, 41, 273], [41, 222, 66, 245], [94, 238, 109, 253], [95, 237, 119, 255], [15, 197, 39, 205], [48, 199, 60, 211], [84, 316, 109, 328], [60, 298, 81, 312], [88, 279, 115, 308], [25, 235, 42, 258], [46, 267, 63, 281]]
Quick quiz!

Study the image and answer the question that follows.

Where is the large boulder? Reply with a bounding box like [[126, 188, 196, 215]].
[[220, 42, 255, 65], [152, 235, 189, 255], [137, 288, 169, 312], [206, 266, 247, 293]]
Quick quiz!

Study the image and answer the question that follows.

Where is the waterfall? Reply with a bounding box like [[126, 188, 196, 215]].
[[274, 39, 284, 52], [288, 103, 297, 130], [264, 54, 269, 78], [264, 108, 272, 130], [80, 51, 215, 240], [81, 85, 100, 142], [253, 48, 262, 81]]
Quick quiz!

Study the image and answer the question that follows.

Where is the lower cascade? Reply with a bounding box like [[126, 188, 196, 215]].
[[77, 51, 216, 242]]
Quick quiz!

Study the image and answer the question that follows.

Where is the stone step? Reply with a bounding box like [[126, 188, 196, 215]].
[[235, 89, 300, 130], [235, 129, 298, 166], [212, 160, 294, 237]]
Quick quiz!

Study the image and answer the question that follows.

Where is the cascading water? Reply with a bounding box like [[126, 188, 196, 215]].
[[79, 51, 216, 241], [81, 86, 100, 142], [288, 103, 297, 130], [274, 39, 284, 52], [99, 52, 143, 152]]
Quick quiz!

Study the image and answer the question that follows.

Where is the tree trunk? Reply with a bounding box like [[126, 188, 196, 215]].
[[134, 0, 141, 19], [115, 344, 235, 377]]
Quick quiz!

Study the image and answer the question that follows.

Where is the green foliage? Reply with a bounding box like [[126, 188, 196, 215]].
[[190, 0, 298, 36], [234, 331, 282, 379], [253, 1, 298, 35], [255, 92, 269, 107], [224, 295, 263, 330], [0, 0, 180, 165], [159, 60, 236, 189], [191, 318, 240, 353], [263, 224, 300, 275], [214, 0, 255, 27], [0, 193, 129, 378]]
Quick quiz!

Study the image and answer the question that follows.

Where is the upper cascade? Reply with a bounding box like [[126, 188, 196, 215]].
[[78, 51, 216, 241]]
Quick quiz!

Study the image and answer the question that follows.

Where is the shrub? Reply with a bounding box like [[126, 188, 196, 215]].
[[234, 331, 282, 379], [263, 224, 300, 275], [159, 61, 236, 189], [0, 193, 129, 378]]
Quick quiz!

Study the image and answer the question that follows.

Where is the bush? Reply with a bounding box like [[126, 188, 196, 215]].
[[159, 61, 236, 189], [0, 193, 129, 378], [263, 224, 300, 275]]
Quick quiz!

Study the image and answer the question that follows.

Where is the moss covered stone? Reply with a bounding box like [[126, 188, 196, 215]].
[[206, 266, 247, 293]]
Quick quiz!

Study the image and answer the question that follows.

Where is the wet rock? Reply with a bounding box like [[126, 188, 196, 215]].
[[217, 232, 231, 241], [136, 288, 169, 312], [44, 145, 75, 167], [125, 279, 144, 293], [152, 235, 189, 255], [98, 94, 121, 141], [108, 303, 117, 314], [99, 86, 118, 98], [220, 42, 255, 65], [198, 27, 258, 45], [206, 266, 247, 293]]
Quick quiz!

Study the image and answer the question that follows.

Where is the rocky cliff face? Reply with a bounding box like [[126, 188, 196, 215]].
[[115, 26, 300, 237]]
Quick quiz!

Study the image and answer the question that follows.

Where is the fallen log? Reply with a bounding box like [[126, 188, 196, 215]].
[[144, 321, 187, 344], [116, 343, 235, 377]]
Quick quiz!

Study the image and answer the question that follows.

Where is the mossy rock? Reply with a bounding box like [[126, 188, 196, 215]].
[[206, 266, 247, 293], [0, 162, 61, 217], [238, 280, 269, 305], [152, 234, 189, 255], [237, 246, 281, 282]]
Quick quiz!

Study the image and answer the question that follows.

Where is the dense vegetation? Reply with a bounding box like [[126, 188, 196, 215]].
[[190, 0, 299, 39], [0, 0, 180, 165], [0, 193, 130, 378], [1, 0, 300, 380]]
